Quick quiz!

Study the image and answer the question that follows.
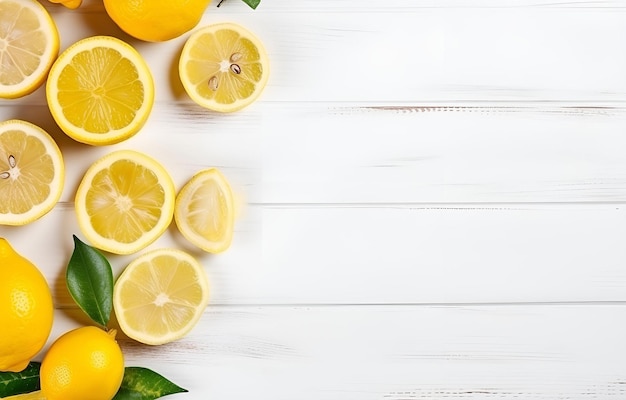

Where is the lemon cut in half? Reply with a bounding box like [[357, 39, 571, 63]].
[[75, 150, 175, 255], [0, 0, 60, 99], [46, 36, 154, 145], [179, 22, 270, 112], [0, 120, 64, 226], [175, 168, 235, 253], [113, 248, 210, 345]]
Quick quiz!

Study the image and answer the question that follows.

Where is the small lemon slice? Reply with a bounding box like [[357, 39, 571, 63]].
[[113, 248, 210, 345], [74, 150, 175, 255], [0, 0, 59, 99], [46, 36, 154, 145], [47, 0, 82, 9], [0, 120, 64, 226], [174, 168, 235, 253], [179, 22, 270, 112]]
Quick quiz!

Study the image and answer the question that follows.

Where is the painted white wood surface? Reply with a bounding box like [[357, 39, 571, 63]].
[[1, 0, 626, 398]]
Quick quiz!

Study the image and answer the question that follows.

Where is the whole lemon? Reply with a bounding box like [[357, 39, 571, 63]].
[[41, 326, 125, 400], [0, 238, 53, 372], [103, 0, 212, 42]]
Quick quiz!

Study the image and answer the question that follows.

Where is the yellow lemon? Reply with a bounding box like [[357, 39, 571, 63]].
[[103, 0, 212, 42], [0, 0, 59, 99], [47, 0, 82, 9], [0, 238, 53, 372], [114, 248, 210, 345], [40, 326, 124, 400], [174, 168, 235, 253], [46, 36, 154, 146], [179, 22, 270, 112], [0, 120, 65, 226], [75, 150, 176, 255]]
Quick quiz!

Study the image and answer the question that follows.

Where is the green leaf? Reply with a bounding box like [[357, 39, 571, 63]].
[[0, 362, 40, 397], [242, 0, 260, 9], [113, 367, 188, 400], [66, 235, 113, 326]]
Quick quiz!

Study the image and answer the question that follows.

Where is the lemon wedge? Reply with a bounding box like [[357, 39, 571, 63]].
[[0, 120, 64, 226], [174, 168, 235, 253], [0, 0, 59, 99], [46, 36, 154, 145], [178, 22, 270, 112], [74, 150, 175, 255], [113, 248, 210, 345]]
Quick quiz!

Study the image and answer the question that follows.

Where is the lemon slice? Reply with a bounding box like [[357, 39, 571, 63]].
[[74, 150, 175, 255], [113, 248, 210, 345], [0, 0, 59, 99], [47, 0, 82, 9], [178, 22, 270, 113], [0, 120, 64, 226], [46, 36, 154, 145], [174, 168, 235, 253]]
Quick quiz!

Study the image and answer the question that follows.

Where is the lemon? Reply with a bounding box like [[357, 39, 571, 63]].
[[0, 0, 59, 99], [114, 248, 210, 345], [75, 150, 175, 255], [40, 326, 124, 400], [0, 120, 65, 226], [179, 22, 270, 112], [0, 238, 53, 372], [46, 36, 154, 146], [103, 0, 212, 42], [174, 168, 235, 253], [47, 0, 82, 9]]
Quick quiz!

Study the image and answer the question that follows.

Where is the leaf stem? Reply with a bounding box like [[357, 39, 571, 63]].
[[217, 0, 227, 7]]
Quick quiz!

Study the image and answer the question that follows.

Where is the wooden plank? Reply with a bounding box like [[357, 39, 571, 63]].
[[5, 203, 626, 306], [46, 304, 626, 399], [3, 103, 626, 205], [3, 3, 626, 105]]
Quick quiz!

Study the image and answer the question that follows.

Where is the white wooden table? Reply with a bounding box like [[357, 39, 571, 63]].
[[2, 0, 626, 398]]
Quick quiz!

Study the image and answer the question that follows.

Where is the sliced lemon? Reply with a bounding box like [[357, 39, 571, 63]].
[[174, 168, 235, 253], [179, 22, 270, 113], [113, 248, 210, 345], [0, 0, 59, 99], [74, 150, 175, 255], [46, 36, 154, 145], [0, 120, 64, 225], [47, 0, 82, 9]]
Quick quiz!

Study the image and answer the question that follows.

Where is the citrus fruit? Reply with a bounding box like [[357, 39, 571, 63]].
[[74, 150, 175, 255], [0, 119, 65, 226], [40, 326, 124, 400], [47, 0, 82, 9], [103, 0, 212, 42], [0, 238, 53, 372], [113, 248, 210, 345], [0, 0, 59, 99], [46, 36, 154, 146], [174, 168, 235, 253], [179, 22, 270, 112]]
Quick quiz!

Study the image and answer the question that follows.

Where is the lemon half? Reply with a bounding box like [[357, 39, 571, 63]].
[[0, 120, 64, 226], [113, 248, 210, 345], [0, 0, 59, 99], [46, 36, 154, 145], [179, 23, 270, 112], [74, 150, 175, 255]]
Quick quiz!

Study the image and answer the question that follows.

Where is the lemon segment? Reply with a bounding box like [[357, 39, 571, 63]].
[[179, 23, 270, 112], [46, 36, 154, 146], [0, 0, 59, 99], [74, 150, 175, 255], [174, 168, 235, 253], [0, 120, 65, 226], [113, 248, 210, 345]]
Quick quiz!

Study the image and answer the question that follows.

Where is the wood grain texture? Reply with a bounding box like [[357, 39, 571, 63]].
[[0, 1, 624, 399]]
